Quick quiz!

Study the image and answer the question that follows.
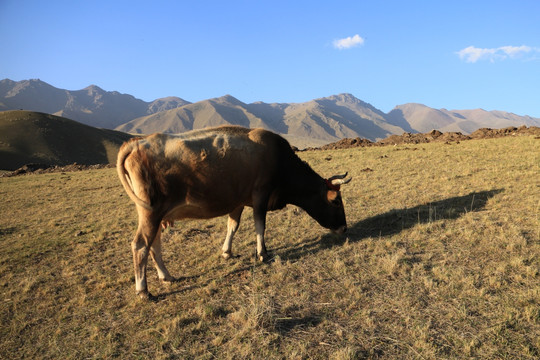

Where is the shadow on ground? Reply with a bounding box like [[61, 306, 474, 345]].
[[278, 189, 504, 261]]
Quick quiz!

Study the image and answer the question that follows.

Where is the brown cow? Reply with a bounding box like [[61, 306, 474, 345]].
[[117, 126, 350, 299]]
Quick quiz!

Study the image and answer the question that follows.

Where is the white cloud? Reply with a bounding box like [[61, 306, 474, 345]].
[[499, 45, 532, 58], [333, 34, 364, 50], [457, 45, 535, 63]]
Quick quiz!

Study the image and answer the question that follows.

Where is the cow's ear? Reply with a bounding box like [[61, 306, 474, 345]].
[[327, 190, 339, 202]]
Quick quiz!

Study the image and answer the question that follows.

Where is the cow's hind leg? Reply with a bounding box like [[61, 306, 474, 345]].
[[222, 206, 244, 259], [150, 228, 174, 283], [131, 215, 160, 299]]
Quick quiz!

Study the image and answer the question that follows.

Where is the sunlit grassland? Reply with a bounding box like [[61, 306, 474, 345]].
[[0, 136, 538, 359]]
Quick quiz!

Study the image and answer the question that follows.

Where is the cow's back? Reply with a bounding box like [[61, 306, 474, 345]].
[[141, 126, 274, 177]]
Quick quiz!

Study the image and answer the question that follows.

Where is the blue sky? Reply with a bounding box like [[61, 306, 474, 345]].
[[1, 0, 539, 117]]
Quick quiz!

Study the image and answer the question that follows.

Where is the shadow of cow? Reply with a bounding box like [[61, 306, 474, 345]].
[[278, 189, 504, 261]]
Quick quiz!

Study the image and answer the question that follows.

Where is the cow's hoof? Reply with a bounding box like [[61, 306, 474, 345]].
[[258, 253, 269, 262], [136, 289, 155, 301], [160, 275, 175, 284], [222, 251, 233, 260]]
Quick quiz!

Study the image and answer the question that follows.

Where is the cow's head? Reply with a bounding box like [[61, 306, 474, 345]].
[[301, 172, 351, 234]]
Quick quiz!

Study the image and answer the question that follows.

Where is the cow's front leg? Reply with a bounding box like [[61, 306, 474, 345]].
[[253, 199, 269, 262], [131, 217, 160, 300], [255, 216, 268, 262], [222, 206, 244, 259], [150, 228, 174, 283]]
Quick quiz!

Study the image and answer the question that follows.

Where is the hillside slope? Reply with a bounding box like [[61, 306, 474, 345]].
[[0, 110, 132, 170], [117, 95, 274, 135]]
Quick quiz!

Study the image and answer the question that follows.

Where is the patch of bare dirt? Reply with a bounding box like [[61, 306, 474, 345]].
[[310, 137, 375, 151], [306, 126, 540, 150], [469, 125, 540, 139], [376, 129, 467, 146]]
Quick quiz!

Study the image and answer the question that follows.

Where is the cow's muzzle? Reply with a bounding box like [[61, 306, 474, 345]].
[[332, 225, 347, 235]]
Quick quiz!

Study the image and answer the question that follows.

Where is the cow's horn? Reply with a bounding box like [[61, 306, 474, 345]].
[[328, 172, 348, 181], [329, 172, 351, 186]]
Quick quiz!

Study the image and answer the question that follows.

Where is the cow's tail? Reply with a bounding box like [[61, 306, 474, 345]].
[[116, 140, 153, 211]]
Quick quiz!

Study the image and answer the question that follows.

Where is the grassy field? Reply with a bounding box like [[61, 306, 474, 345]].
[[0, 136, 538, 359]]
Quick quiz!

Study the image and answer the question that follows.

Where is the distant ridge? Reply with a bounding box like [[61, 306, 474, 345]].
[[389, 103, 540, 134], [118, 93, 405, 146], [0, 110, 132, 170], [0, 79, 190, 128], [2, 79, 539, 147]]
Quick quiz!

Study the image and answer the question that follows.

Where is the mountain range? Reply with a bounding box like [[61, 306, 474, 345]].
[[117, 93, 406, 147], [1, 79, 539, 147], [0, 79, 189, 129]]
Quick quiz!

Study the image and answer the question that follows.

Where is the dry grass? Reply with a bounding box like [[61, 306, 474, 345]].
[[0, 136, 538, 359]]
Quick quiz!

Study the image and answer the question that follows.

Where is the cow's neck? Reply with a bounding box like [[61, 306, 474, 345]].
[[284, 157, 323, 207]]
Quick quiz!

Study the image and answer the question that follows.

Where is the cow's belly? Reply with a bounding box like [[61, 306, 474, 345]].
[[163, 200, 247, 221]]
